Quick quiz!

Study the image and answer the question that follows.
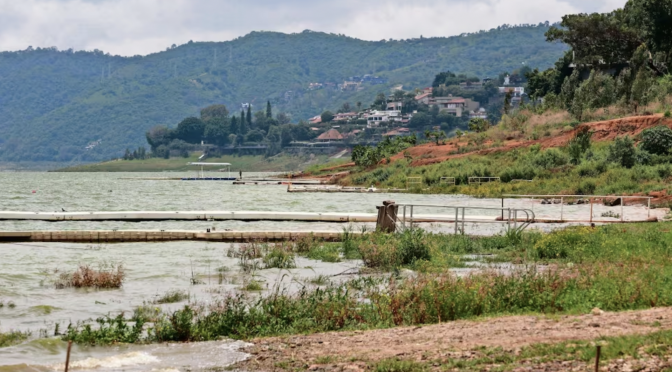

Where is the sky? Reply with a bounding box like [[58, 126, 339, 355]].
[[0, 0, 627, 56]]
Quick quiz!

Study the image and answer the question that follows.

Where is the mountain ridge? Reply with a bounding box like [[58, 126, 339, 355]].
[[0, 26, 566, 163]]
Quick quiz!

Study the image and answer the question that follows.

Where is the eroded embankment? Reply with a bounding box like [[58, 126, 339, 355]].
[[393, 115, 672, 167], [237, 307, 672, 372]]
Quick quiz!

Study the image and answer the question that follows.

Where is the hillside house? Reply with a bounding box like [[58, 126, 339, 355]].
[[430, 96, 479, 117], [415, 92, 432, 105], [309, 115, 322, 124], [333, 112, 359, 122], [316, 129, 344, 142], [387, 101, 403, 111]]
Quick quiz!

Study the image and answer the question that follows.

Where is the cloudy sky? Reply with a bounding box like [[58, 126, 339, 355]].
[[0, 0, 626, 56]]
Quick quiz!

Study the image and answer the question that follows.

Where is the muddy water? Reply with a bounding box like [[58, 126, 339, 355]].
[[0, 172, 664, 371]]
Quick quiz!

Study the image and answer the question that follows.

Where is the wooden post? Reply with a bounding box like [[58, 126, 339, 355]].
[[376, 201, 398, 233], [594, 345, 601, 372], [64, 340, 73, 372]]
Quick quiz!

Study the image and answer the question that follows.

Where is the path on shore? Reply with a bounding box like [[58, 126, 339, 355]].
[[237, 307, 672, 371]]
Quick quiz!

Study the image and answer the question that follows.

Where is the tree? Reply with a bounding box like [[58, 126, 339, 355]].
[[468, 118, 491, 133], [174, 117, 205, 144], [321, 111, 335, 123], [200, 104, 229, 122], [372, 93, 387, 110], [204, 121, 228, 147], [503, 91, 512, 115], [608, 136, 637, 168], [624, 0, 672, 69], [338, 102, 351, 113], [276, 112, 291, 125], [424, 130, 446, 146], [266, 100, 272, 119], [356, 102, 362, 112], [640, 125, 672, 155], [246, 106, 253, 128], [567, 126, 593, 164], [409, 112, 430, 128], [245, 129, 265, 142], [229, 116, 239, 135], [239, 110, 247, 135], [546, 11, 641, 67], [145, 125, 173, 151]]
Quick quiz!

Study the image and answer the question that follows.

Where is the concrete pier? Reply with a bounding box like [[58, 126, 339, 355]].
[[0, 211, 500, 223], [0, 230, 356, 243]]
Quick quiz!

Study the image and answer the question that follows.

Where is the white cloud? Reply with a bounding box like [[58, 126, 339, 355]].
[[0, 0, 628, 56]]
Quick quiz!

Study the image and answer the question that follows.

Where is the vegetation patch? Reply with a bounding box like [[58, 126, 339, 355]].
[[154, 290, 190, 304], [56, 264, 125, 289], [0, 331, 30, 348]]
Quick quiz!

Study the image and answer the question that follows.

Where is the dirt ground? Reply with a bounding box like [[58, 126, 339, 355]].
[[394, 115, 672, 167], [236, 307, 672, 372]]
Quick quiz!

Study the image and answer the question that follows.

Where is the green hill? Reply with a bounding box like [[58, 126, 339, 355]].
[[0, 25, 566, 164]]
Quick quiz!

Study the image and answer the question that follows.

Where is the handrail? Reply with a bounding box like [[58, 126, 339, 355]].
[[502, 194, 652, 221], [392, 203, 535, 235]]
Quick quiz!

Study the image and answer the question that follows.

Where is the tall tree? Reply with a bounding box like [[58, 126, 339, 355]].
[[240, 110, 247, 135], [246, 106, 252, 128], [266, 100, 272, 119], [229, 116, 239, 137]]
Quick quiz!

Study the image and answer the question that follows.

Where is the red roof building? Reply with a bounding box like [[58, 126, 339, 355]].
[[316, 129, 344, 142]]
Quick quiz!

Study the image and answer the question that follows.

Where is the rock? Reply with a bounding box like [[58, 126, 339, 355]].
[[592, 307, 604, 316], [604, 197, 622, 206], [589, 322, 601, 327]]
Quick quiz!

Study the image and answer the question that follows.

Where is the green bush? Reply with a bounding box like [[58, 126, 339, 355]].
[[263, 247, 296, 269], [608, 136, 636, 168], [640, 126, 672, 155], [534, 149, 568, 169], [576, 179, 597, 195]]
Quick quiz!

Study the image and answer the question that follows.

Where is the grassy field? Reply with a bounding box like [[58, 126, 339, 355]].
[[61, 222, 672, 346], [53, 153, 331, 172]]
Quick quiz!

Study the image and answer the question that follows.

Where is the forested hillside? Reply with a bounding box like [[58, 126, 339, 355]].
[[0, 25, 566, 163]]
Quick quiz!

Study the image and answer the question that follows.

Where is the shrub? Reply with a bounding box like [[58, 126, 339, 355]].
[[576, 179, 597, 195], [608, 136, 636, 168], [533, 148, 568, 169], [295, 234, 319, 254], [534, 227, 593, 259], [57, 264, 125, 289], [263, 247, 296, 269], [154, 290, 189, 304], [640, 126, 672, 155]]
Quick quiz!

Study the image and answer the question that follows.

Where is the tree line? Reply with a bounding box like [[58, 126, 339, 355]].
[[144, 102, 317, 158]]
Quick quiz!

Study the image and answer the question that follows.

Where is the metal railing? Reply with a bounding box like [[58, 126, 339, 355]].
[[502, 194, 653, 222], [406, 177, 423, 190], [440, 177, 456, 185], [468, 177, 501, 185], [392, 203, 536, 235]]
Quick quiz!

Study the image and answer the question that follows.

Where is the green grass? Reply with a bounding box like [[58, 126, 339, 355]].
[[54, 153, 330, 172], [242, 280, 264, 291], [60, 222, 672, 346], [154, 290, 190, 304], [0, 331, 30, 348]]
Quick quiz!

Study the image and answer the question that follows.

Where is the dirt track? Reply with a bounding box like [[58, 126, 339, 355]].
[[237, 307, 672, 371]]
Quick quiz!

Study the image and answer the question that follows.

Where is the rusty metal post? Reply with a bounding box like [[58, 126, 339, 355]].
[[594, 345, 601, 372], [64, 341, 73, 372], [376, 201, 398, 233]]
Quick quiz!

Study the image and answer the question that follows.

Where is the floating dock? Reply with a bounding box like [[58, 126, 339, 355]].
[[287, 185, 408, 193], [0, 230, 355, 243], [0, 211, 498, 223]]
